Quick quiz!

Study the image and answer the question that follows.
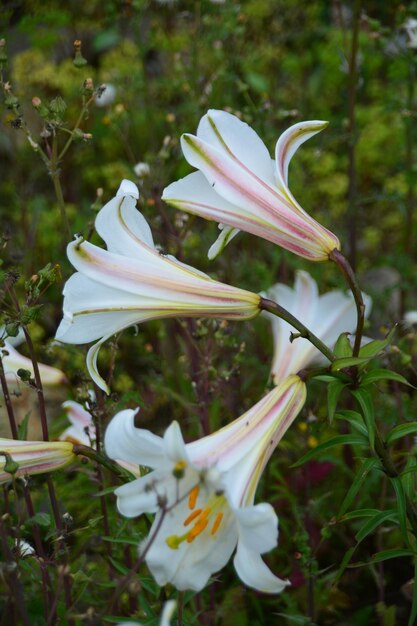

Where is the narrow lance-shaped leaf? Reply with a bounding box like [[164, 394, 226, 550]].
[[338, 457, 380, 518], [327, 380, 346, 424], [350, 388, 375, 451], [291, 434, 367, 468], [360, 368, 413, 388]]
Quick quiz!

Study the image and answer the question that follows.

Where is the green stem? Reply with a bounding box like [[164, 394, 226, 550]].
[[373, 429, 417, 540], [259, 297, 336, 363], [58, 95, 95, 161], [330, 248, 365, 358], [72, 444, 134, 482], [50, 133, 71, 241]]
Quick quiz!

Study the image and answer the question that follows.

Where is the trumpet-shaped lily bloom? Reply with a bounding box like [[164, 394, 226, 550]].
[[0, 438, 74, 484], [105, 375, 306, 593], [1, 329, 66, 386], [56, 180, 260, 393], [162, 109, 340, 261], [265, 270, 372, 384]]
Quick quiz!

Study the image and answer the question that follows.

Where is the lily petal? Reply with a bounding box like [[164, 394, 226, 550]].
[[235, 503, 278, 554], [275, 120, 329, 203], [234, 543, 289, 594], [208, 224, 240, 260], [104, 408, 166, 468], [197, 109, 276, 185]]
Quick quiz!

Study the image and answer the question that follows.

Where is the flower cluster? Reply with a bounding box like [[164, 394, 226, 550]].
[[51, 110, 353, 601]]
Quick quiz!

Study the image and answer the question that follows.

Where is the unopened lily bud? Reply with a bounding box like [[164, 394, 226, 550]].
[[73, 39, 87, 68]]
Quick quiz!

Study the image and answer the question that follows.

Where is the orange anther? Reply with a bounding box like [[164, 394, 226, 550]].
[[188, 485, 200, 510], [186, 518, 209, 543], [211, 512, 224, 536], [183, 508, 203, 527]]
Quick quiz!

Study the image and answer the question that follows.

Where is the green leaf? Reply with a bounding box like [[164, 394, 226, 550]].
[[358, 327, 396, 359], [361, 368, 413, 387], [327, 380, 346, 424], [386, 422, 417, 445], [17, 412, 31, 441], [333, 333, 353, 358], [25, 512, 51, 527], [351, 388, 375, 450], [333, 546, 356, 584], [335, 410, 368, 436], [101, 536, 141, 546], [331, 356, 371, 372], [402, 457, 417, 499], [338, 458, 380, 518], [291, 435, 367, 468], [370, 548, 415, 563], [339, 508, 381, 521], [391, 477, 409, 544], [355, 509, 397, 543]]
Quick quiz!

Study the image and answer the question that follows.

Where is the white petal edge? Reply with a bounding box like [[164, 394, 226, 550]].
[[234, 543, 289, 594], [86, 335, 112, 393], [104, 409, 166, 468], [208, 224, 240, 260], [116, 179, 139, 199]]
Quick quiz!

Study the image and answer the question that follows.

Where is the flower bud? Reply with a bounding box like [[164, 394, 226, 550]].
[[73, 39, 87, 68], [83, 77, 94, 93]]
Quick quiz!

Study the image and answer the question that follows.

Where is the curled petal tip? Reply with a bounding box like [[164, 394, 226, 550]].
[[117, 179, 139, 199]]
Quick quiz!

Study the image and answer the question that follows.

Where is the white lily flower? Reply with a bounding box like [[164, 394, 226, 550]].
[[265, 270, 372, 384], [1, 329, 66, 387], [162, 109, 340, 261], [55, 180, 260, 393], [105, 375, 306, 593], [0, 438, 74, 484], [119, 600, 176, 626]]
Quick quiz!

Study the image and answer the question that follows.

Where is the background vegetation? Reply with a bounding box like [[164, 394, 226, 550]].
[[2, 1, 417, 624]]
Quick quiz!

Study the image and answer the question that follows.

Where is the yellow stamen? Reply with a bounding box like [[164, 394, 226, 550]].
[[188, 485, 200, 510], [183, 508, 203, 526], [186, 518, 209, 543], [211, 512, 224, 536]]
